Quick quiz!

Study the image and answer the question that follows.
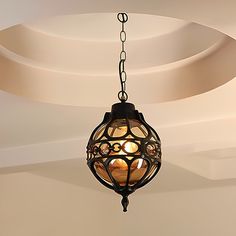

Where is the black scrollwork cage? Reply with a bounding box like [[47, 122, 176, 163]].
[[87, 102, 162, 212]]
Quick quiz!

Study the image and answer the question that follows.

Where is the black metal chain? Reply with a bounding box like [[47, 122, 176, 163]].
[[117, 13, 128, 102]]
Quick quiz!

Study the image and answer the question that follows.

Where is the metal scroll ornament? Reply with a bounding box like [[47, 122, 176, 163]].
[[86, 13, 162, 212]]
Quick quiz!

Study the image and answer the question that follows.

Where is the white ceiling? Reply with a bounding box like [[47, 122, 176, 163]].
[[1, 1, 236, 236], [25, 14, 188, 41]]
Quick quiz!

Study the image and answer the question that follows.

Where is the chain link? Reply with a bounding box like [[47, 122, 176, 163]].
[[120, 50, 126, 60], [117, 13, 128, 102]]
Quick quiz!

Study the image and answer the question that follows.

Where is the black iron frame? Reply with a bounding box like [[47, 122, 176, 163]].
[[87, 102, 162, 212]]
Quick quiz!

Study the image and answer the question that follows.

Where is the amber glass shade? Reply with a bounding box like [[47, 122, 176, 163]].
[[94, 153, 148, 186], [87, 102, 161, 212]]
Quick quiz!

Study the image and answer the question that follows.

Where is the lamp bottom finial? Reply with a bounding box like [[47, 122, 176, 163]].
[[121, 195, 129, 212]]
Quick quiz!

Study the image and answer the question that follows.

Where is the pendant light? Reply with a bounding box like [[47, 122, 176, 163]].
[[87, 13, 162, 212]]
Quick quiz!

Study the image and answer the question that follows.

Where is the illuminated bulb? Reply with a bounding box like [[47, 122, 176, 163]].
[[124, 141, 138, 153]]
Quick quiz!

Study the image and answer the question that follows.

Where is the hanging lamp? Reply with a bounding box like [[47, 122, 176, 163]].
[[87, 13, 162, 212]]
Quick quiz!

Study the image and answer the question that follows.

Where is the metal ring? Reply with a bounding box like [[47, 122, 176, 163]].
[[120, 31, 126, 42], [119, 59, 125, 72], [120, 51, 126, 60], [117, 13, 128, 23], [120, 71, 127, 82], [118, 91, 128, 102]]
